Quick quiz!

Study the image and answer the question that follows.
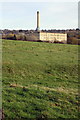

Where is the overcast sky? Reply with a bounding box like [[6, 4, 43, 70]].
[[78, 1, 80, 28], [0, 2, 78, 30]]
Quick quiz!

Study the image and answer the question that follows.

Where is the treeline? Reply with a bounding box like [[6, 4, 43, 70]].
[[2, 33, 38, 41], [1, 29, 80, 45]]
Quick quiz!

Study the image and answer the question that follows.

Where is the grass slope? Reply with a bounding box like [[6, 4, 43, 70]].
[[2, 40, 79, 119]]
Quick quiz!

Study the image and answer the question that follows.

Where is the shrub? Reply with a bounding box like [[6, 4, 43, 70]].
[[25, 35, 38, 41], [3, 34, 16, 40], [54, 40, 65, 44], [67, 37, 79, 45]]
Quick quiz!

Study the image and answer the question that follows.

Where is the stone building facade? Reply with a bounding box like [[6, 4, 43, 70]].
[[28, 31, 67, 43], [39, 32, 67, 43]]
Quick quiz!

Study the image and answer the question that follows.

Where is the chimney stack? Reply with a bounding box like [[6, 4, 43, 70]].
[[36, 11, 40, 31]]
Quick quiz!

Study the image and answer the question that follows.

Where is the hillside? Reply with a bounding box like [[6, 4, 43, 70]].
[[2, 40, 79, 119]]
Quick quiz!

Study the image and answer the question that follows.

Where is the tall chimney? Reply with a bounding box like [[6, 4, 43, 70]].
[[36, 11, 40, 31]]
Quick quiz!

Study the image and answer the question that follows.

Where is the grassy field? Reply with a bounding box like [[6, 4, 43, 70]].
[[2, 40, 79, 119]]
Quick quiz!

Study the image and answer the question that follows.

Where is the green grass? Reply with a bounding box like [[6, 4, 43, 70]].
[[2, 40, 79, 119]]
